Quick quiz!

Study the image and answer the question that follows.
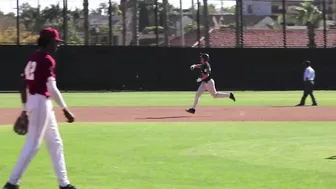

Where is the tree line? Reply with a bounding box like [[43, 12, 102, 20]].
[[0, 0, 219, 45], [0, 0, 325, 46]]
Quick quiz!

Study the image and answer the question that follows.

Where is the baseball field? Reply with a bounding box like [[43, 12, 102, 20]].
[[0, 91, 336, 189]]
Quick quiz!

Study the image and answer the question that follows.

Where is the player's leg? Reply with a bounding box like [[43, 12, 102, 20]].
[[298, 92, 308, 106], [297, 82, 309, 106], [308, 82, 317, 105], [6, 95, 51, 186], [44, 110, 73, 188], [192, 82, 207, 108], [310, 92, 317, 105], [205, 79, 236, 101], [186, 82, 206, 114]]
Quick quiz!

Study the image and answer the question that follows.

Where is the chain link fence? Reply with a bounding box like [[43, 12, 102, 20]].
[[0, 0, 334, 47]]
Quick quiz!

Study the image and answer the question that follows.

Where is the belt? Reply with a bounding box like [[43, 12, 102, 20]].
[[304, 80, 314, 83], [30, 93, 50, 98], [203, 78, 211, 83]]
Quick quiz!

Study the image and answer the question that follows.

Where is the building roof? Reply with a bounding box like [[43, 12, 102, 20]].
[[169, 28, 336, 48], [168, 29, 199, 47], [168, 14, 272, 28]]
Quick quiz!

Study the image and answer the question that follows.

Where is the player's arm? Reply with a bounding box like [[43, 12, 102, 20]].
[[19, 73, 28, 112], [194, 64, 202, 68], [47, 77, 75, 123], [190, 64, 202, 70], [46, 77, 67, 110], [44, 58, 68, 110]]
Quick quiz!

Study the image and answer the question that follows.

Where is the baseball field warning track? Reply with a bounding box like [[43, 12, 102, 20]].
[[0, 106, 336, 124]]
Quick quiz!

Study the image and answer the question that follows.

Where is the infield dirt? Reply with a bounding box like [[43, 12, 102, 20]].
[[0, 106, 335, 124]]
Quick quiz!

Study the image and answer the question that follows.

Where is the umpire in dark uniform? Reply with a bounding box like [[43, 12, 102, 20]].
[[297, 60, 318, 106]]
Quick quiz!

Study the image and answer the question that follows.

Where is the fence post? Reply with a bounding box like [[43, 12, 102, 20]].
[[282, 0, 286, 48], [122, 0, 127, 45], [132, 0, 139, 46], [163, 0, 169, 46], [16, 0, 20, 46], [155, 0, 159, 46], [63, 0, 68, 45], [238, 0, 243, 47], [83, 0, 89, 45], [179, 0, 185, 46], [203, 0, 210, 48], [108, 0, 113, 46], [197, 0, 201, 47], [191, 0, 195, 25], [235, 0, 240, 47], [322, 0, 327, 48]]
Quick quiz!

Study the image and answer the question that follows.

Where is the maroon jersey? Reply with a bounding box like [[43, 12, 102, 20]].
[[24, 51, 56, 97]]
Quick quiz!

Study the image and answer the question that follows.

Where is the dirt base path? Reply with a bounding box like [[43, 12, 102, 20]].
[[0, 106, 336, 124]]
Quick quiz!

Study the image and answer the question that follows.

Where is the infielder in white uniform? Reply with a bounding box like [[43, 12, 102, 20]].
[[3, 28, 78, 189], [186, 53, 236, 114]]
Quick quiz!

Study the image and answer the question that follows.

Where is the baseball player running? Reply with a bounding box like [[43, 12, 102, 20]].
[[186, 53, 236, 114], [3, 28, 78, 189]]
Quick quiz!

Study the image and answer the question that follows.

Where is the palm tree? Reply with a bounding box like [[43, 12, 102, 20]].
[[70, 8, 82, 29], [111, 2, 122, 15], [19, 3, 44, 32], [42, 4, 63, 23], [98, 3, 108, 15], [131, 0, 139, 46], [83, 0, 89, 45], [162, 0, 168, 46], [278, 1, 322, 28]]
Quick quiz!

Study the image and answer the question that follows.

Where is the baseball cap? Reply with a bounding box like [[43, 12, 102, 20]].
[[39, 28, 63, 42]]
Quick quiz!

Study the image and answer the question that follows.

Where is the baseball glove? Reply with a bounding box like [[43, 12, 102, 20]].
[[63, 109, 75, 123], [13, 112, 29, 135]]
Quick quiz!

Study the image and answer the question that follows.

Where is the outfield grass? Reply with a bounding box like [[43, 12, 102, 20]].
[[0, 91, 336, 108], [0, 122, 335, 189], [1, 92, 335, 188]]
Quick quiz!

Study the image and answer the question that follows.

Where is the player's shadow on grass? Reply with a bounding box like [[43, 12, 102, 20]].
[[137, 116, 190, 120], [271, 105, 303, 108], [326, 156, 336, 160]]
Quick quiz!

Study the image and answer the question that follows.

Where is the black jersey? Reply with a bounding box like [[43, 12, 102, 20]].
[[200, 62, 212, 82]]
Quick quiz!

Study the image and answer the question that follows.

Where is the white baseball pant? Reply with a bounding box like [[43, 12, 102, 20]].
[[8, 94, 70, 187], [192, 79, 230, 109]]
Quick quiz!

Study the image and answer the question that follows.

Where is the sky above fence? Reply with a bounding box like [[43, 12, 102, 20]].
[[0, 0, 235, 14]]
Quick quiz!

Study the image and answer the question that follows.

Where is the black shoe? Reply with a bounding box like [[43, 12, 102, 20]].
[[229, 93, 236, 102], [296, 104, 304, 106], [3, 182, 19, 189], [312, 103, 318, 106], [60, 184, 77, 189], [185, 108, 195, 114]]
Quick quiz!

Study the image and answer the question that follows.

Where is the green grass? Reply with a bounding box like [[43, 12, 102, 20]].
[[1, 91, 336, 108], [0, 122, 335, 189], [1, 91, 335, 188]]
